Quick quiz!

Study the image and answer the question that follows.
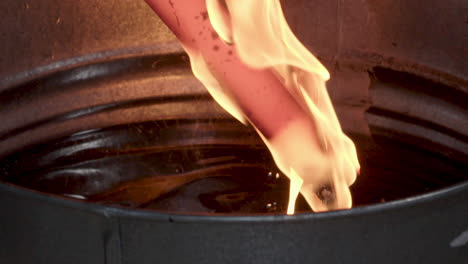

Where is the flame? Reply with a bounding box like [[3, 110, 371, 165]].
[[184, 0, 360, 213]]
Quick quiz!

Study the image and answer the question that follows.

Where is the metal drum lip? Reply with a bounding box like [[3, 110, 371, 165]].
[[1, 180, 466, 223]]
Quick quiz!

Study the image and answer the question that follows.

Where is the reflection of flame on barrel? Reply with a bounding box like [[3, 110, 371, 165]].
[[145, 0, 360, 213]]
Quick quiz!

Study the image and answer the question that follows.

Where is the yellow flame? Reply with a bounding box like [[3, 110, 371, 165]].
[[187, 0, 360, 213]]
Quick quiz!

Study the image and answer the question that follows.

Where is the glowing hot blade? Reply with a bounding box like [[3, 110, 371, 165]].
[[145, 0, 360, 214]]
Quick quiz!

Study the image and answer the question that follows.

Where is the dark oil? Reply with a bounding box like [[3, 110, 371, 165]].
[[0, 119, 466, 214]]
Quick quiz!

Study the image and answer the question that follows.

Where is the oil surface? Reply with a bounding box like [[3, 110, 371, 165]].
[[0, 119, 466, 214]]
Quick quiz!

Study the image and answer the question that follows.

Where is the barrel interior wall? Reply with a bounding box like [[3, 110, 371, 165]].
[[1, 0, 465, 88], [283, 0, 466, 88], [368, 67, 468, 161]]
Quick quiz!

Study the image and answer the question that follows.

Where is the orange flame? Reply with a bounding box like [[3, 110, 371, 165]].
[[185, 0, 360, 213]]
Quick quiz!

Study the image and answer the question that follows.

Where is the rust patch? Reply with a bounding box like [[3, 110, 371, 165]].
[[201, 11, 208, 20]]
